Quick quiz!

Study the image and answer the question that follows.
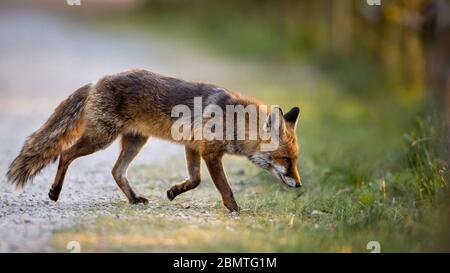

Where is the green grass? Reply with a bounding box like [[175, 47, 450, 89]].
[[51, 10, 449, 252], [51, 148, 448, 252], [404, 114, 448, 200]]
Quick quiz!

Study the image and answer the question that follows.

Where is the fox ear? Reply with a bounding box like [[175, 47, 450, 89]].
[[284, 107, 300, 129], [264, 107, 286, 136]]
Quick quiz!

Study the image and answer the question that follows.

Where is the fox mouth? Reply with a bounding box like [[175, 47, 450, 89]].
[[272, 171, 300, 188], [247, 154, 301, 188]]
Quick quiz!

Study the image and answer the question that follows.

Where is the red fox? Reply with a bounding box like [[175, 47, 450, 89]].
[[7, 69, 301, 212]]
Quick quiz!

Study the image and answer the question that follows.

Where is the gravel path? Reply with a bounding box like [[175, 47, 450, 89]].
[[0, 9, 247, 252]]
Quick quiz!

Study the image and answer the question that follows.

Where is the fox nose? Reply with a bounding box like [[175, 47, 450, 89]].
[[295, 181, 302, 188]]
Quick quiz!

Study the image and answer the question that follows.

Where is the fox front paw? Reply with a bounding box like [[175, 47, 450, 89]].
[[48, 188, 60, 202], [223, 198, 240, 213], [130, 196, 148, 205], [229, 210, 240, 218]]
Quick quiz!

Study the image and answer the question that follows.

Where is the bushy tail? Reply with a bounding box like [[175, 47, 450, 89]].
[[7, 84, 91, 192]]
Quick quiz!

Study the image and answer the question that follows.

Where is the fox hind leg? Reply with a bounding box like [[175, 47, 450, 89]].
[[48, 130, 118, 202], [167, 146, 202, 201], [112, 133, 149, 204]]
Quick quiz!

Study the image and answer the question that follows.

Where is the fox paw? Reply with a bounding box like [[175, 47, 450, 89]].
[[130, 196, 148, 205], [166, 188, 177, 201], [48, 188, 60, 202], [229, 211, 240, 219]]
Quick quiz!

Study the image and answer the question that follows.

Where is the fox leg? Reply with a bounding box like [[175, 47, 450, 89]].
[[112, 133, 149, 204], [167, 146, 201, 201], [203, 155, 240, 212], [48, 131, 117, 202]]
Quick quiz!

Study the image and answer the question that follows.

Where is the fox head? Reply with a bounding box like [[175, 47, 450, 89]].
[[248, 106, 301, 188]]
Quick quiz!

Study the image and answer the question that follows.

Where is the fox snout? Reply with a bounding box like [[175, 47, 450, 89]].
[[271, 164, 302, 188], [277, 173, 302, 188], [248, 153, 302, 188]]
